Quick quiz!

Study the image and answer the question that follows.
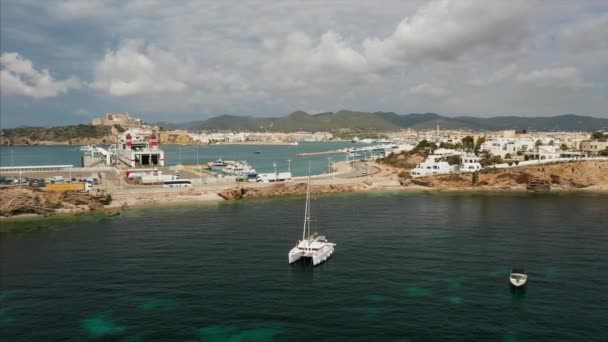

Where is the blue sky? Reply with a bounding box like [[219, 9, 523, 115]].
[[1, 0, 607, 128]]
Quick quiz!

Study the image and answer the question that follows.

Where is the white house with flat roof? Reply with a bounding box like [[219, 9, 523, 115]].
[[480, 137, 537, 158]]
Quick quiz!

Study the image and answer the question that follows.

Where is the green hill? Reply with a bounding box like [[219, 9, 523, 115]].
[[1, 125, 112, 142], [165, 111, 608, 132]]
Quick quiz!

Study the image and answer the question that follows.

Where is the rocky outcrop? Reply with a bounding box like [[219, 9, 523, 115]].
[[217, 188, 248, 200], [218, 182, 366, 200], [406, 161, 608, 191], [379, 151, 426, 170], [0, 188, 112, 217], [159, 132, 197, 144]]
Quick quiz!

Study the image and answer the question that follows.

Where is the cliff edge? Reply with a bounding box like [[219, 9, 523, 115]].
[[402, 160, 608, 191], [0, 188, 113, 217]]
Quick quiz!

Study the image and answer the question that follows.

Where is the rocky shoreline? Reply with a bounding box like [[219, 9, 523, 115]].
[[0, 188, 117, 219], [217, 182, 371, 200], [399, 160, 608, 191], [1, 160, 607, 222]]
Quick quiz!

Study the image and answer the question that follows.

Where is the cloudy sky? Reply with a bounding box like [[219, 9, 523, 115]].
[[1, 0, 607, 127]]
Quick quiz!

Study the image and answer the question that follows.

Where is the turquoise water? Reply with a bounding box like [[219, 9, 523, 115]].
[[1, 192, 607, 341], [0, 142, 362, 176]]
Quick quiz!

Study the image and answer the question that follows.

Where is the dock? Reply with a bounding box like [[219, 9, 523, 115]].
[[296, 150, 343, 157]]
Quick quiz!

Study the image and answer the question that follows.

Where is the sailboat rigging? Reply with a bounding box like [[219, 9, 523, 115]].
[[288, 163, 336, 266]]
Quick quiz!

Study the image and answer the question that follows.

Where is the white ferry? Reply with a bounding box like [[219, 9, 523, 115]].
[[117, 129, 165, 167]]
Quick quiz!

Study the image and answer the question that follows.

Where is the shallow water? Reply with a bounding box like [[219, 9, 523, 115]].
[[1, 192, 607, 341]]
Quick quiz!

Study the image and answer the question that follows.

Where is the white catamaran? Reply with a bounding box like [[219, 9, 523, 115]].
[[288, 170, 336, 266]]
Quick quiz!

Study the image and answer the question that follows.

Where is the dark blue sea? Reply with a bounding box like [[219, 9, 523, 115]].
[[1, 192, 607, 341]]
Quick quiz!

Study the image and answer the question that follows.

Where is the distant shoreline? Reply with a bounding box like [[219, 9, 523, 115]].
[[213, 141, 296, 146], [2, 160, 607, 224], [2, 181, 607, 225], [0, 141, 312, 147]]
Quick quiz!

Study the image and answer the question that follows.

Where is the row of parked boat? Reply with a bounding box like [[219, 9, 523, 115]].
[[208, 159, 258, 180]]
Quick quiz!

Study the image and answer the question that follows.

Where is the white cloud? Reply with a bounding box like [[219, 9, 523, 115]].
[[2, 0, 607, 123], [92, 40, 261, 111], [468, 64, 518, 86], [92, 40, 188, 96], [0, 52, 80, 98], [267, 31, 371, 90], [516, 67, 590, 89], [410, 83, 450, 98], [267, 0, 537, 90], [362, 0, 535, 70]]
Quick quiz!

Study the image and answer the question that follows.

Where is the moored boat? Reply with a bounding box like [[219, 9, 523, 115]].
[[509, 268, 528, 288], [288, 165, 335, 266]]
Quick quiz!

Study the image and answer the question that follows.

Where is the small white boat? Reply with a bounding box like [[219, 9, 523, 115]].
[[288, 167, 335, 266], [509, 268, 528, 288]]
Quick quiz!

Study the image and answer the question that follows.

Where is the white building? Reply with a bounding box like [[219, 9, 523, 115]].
[[480, 137, 537, 158], [538, 145, 561, 160], [459, 154, 482, 172], [410, 155, 457, 177]]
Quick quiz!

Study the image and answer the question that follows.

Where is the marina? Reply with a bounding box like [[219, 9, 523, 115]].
[[0, 141, 362, 177]]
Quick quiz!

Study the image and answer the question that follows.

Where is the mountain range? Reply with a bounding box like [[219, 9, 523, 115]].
[[158, 110, 608, 132]]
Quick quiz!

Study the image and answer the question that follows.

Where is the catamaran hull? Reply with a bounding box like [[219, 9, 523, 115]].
[[289, 245, 335, 266], [289, 249, 304, 264], [312, 246, 335, 266]]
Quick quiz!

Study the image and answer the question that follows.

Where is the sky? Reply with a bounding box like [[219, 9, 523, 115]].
[[1, 0, 607, 128]]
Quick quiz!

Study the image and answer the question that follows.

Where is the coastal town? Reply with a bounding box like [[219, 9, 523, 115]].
[[3, 2, 608, 340], [1, 112, 607, 219]]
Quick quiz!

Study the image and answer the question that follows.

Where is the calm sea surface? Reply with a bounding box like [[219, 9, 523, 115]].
[[0, 142, 366, 176], [1, 192, 607, 341]]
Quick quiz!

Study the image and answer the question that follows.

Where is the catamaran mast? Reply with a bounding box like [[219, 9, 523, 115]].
[[307, 165, 312, 246], [302, 162, 311, 243]]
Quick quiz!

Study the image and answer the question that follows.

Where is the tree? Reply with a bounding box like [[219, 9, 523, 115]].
[[471, 172, 479, 185], [462, 136, 475, 151], [414, 139, 436, 152], [560, 144, 568, 151], [491, 156, 503, 164], [439, 142, 457, 149], [474, 136, 486, 153], [535, 139, 543, 147], [591, 131, 605, 140], [600, 148, 608, 157], [504, 153, 512, 159], [445, 155, 462, 165]]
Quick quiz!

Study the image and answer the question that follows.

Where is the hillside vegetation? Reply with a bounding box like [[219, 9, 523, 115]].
[[161, 111, 608, 132], [1, 125, 114, 145]]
